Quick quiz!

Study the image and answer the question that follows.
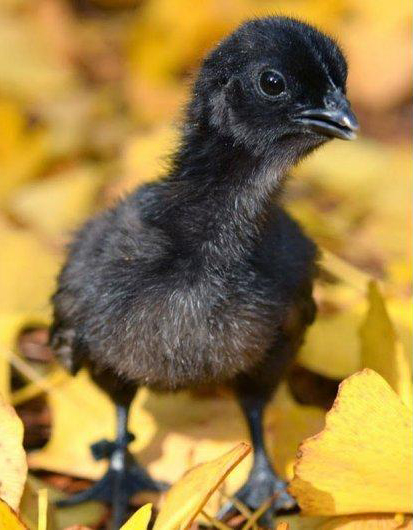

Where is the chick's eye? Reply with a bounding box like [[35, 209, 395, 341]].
[[258, 70, 286, 97]]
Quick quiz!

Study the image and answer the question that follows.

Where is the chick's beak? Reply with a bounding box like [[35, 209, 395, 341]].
[[294, 94, 359, 140]]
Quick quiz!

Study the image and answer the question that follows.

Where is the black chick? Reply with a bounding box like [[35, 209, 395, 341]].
[[50, 16, 358, 529]]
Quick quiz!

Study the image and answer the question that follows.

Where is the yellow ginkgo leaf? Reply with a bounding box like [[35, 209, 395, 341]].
[[19, 474, 105, 530], [295, 140, 393, 204], [0, 499, 27, 530], [0, 11, 75, 103], [298, 303, 363, 380], [359, 281, 412, 408], [0, 219, 60, 315], [8, 165, 104, 241], [153, 443, 250, 530], [121, 503, 152, 530], [319, 514, 412, 529], [289, 369, 412, 515], [104, 125, 179, 204], [28, 369, 118, 481], [0, 98, 49, 203], [276, 513, 412, 530], [0, 393, 27, 510], [0, 218, 60, 397], [319, 248, 371, 293], [37, 489, 48, 530]]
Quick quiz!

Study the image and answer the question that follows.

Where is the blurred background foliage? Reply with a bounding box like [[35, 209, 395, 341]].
[[0, 0, 411, 528]]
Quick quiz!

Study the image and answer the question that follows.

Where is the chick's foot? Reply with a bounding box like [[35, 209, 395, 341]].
[[217, 463, 297, 528], [56, 439, 168, 529]]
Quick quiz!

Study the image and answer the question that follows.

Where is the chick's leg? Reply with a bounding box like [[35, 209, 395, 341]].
[[239, 391, 297, 520], [57, 378, 168, 529], [219, 294, 316, 527], [239, 391, 296, 509], [218, 362, 296, 528]]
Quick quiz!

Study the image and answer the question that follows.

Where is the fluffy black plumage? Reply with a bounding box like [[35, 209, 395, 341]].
[[50, 16, 357, 528]]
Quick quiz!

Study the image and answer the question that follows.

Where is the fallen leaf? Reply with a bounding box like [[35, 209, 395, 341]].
[[37, 489, 48, 530], [360, 281, 412, 407], [0, 10, 76, 102], [319, 249, 371, 293], [9, 164, 105, 242], [0, 219, 60, 315], [19, 475, 106, 530], [153, 443, 250, 530], [0, 217, 60, 396], [290, 369, 412, 515], [121, 503, 152, 530], [0, 498, 27, 530], [104, 125, 178, 204], [294, 140, 393, 203], [276, 513, 412, 529], [298, 283, 364, 380], [0, 98, 49, 203], [0, 392, 28, 510], [28, 369, 117, 481], [319, 513, 412, 529]]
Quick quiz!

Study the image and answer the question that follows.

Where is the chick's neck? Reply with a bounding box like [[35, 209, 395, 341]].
[[161, 124, 294, 261]]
